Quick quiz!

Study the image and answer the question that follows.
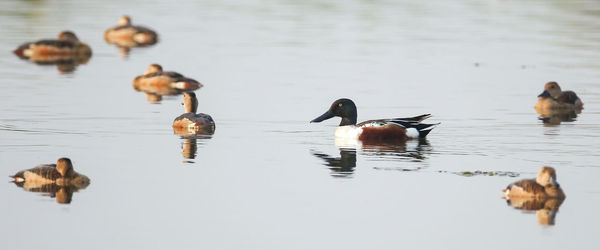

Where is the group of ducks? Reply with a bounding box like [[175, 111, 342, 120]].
[[10, 16, 215, 203], [10, 16, 584, 212]]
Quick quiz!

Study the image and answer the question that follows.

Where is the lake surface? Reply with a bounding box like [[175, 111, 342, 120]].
[[1, 0, 600, 249]]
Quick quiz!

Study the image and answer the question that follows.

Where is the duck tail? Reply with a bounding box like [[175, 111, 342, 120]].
[[392, 114, 431, 123], [13, 43, 32, 59], [415, 122, 440, 138], [9, 174, 25, 183]]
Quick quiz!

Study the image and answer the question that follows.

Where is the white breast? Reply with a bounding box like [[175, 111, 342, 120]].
[[335, 125, 362, 139]]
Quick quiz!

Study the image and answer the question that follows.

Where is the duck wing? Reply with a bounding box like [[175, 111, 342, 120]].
[[557, 91, 581, 105]]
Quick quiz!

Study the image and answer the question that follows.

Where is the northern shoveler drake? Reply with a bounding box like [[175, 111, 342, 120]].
[[310, 98, 438, 142], [104, 16, 158, 47], [534, 82, 583, 110], [503, 167, 565, 199], [133, 64, 202, 92], [10, 158, 90, 187], [173, 92, 215, 135], [13, 31, 92, 61]]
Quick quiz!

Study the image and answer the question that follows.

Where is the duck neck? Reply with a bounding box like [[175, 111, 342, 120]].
[[184, 99, 198, 113], [339, 117, 356, 126]]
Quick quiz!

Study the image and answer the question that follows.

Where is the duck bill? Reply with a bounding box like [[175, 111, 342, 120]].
[[550, 176, 560, 187], [538, 90, 551, 98], [311, 110, 335, 123]]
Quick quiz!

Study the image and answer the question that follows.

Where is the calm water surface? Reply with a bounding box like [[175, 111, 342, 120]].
[[1, 0, 600, 249]]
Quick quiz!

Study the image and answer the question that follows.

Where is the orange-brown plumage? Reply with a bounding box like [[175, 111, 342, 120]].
[[104, 16, 158, 47], [172, 92, 215, 135], [358, 124, 408, 142], [535, 81, 583, 110], [503, 167, 565, 199]]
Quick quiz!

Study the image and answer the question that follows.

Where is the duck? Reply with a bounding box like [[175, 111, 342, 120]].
[[534, 81, 583, 110], [503, 166, 565, 199], [104, 16, 158, 47], [10, 157, 90, 187], [173, 92, 215, 134], [13, 31, 92, 61], [133, 64, 202, 93], [310, 98, 438, 142]]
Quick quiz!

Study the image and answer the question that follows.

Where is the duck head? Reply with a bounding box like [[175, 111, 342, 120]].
[[538, 81, 562, 99], [118, 15, 132, 26], [183, 92, 198, 113], [56, 157, 75, 178], [311, 98, 357, 126], [145, 64, 163, 74], [58, 31, 79, 42], [536, 166, 560, 187]]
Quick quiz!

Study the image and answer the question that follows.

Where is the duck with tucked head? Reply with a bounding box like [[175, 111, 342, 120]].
[[535, 81, 583, 110], [10, 158, 90, 204], [311, 98, 438, 142], [133, 64, 202, 92], [13, 31, 92, 71], [173, 92, 215, 135], [104, 16, 158, 47], [10, 157, 90, 187], [503, 167, 565, 199]]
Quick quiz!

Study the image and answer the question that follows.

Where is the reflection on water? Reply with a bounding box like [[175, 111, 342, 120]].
[[311, 148, 356, 178], [505, 197, 565, 226], [11, 182, 89, 204], [177, 135, 213, 163], [535, 108, 581, 126], [362, 139, 432, 162], [313, 139, 433, 176]]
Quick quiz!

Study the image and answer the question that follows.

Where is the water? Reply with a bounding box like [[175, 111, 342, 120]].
[[1, 0, 600, 249]]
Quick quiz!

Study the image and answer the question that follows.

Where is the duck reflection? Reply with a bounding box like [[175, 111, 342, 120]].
[[505, 197, 564, 226], [9, 158, 90, 204], [175, 130, 213, 163], [535, 108, 580, 126], [502, 166, 566, 225], [312, 148, 357, 178], [312, 139, 432, 177], [361, 139, 431, 162]]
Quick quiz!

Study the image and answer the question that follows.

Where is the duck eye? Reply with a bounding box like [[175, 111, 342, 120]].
[[338, 103, 343, 107]]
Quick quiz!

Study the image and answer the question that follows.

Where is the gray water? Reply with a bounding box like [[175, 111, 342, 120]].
[[1, 0, 600, 249]]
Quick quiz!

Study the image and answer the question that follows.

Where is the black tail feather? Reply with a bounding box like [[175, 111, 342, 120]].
[[390, 114, 431, 123], [414, 123, 439, 138]]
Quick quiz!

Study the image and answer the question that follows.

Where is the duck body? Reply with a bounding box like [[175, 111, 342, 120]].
[[133, 64, 202, 92], [13, 31, 92, 62], [503, 167, 565, 199], [311, 99, 438, 142], [104, 16, 158, 47], [173, 92, 215, 135], [173, 112, 216, 132], [534, 81, 583, 110]]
